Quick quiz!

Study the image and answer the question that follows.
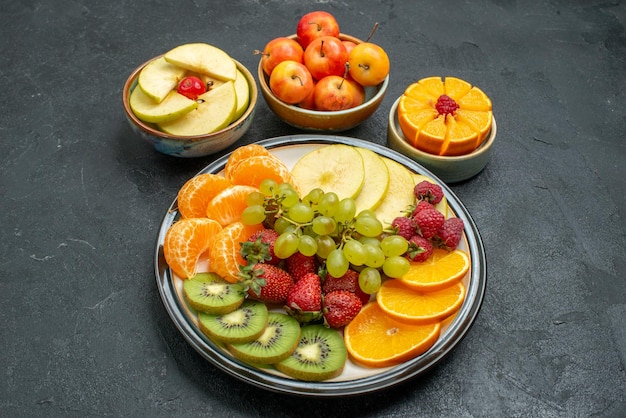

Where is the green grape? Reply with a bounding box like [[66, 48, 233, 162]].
[[382, 256, 411, 278], [311, 215, 337, 235], [357, 209, 377, 218], [302, 188, 324, 208], [359, 236, 381, 248], [288, 202, 315, 224], [298, 234, 318, 257], [279, 188, 300, 208], [343, 239, 366, 266], [358, 267, 382, 294], [363, 244, 385, 268], [274, 232, 299, 259], [241, 205, 265, 225], [334, 198, 357, 223], [380, 235, 409, 257], [273, 217, 292, 234], [315, 234, 336, 259], [318, 192, 339, 217], [326, 248, 349, 278], [259, 178, 277, 196], [245, 191, 266, 207], [354, 215, 383, 237]]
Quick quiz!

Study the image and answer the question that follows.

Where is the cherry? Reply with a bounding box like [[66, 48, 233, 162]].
[[435, 94, 459, 116], [177, 76, 207, 100]]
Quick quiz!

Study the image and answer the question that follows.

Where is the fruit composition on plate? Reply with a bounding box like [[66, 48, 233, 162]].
[[129, 43, 251, 136], [257, 11, 390, 111], [161, 142, 472, 382]]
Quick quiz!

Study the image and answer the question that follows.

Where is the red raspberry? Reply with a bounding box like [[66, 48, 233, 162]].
[[435, 217, 465, 250], [435, 94, 459, 116], [285, 252, 317, 282], [390, 216, 416, 240], [411, 200, 435, 217], [413, 206, 445, 239], [406, 235, 434, 262], [414, 180, 444, 204]]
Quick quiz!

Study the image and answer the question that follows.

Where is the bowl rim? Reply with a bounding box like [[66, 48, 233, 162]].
[[122, 55, 258, 141], [388, 96, 496, 161], [257, 33, 389, 116]]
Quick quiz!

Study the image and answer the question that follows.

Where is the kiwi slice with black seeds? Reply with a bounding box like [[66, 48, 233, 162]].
[[228, 312, 301, 365], [198, 300, 268, 344], [183, 272, 245, 314], [275, 324, 347, 381]]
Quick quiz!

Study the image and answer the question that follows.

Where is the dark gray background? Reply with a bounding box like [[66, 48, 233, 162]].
[[1, 0, 624, 416]]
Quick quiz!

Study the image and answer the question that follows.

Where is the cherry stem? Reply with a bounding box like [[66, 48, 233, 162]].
[[365, 22, 379, 43]]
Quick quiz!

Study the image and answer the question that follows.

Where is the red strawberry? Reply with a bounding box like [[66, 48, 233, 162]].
[[390, 216, 416, 240], [323, 290, 362, 328], [414, 180, 444, 204], [285, 272, 323, 323], [413, 205, 445, 239], [245, 264, 293, 304], [406, 234, 434, 262], [434, 217, 465, 250], [322, 269, 370, 305], [244, 229, 280, 265], [285, 252, 317, 282]]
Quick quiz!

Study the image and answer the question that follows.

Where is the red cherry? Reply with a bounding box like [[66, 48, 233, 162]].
[[177, 76, 206, 100]]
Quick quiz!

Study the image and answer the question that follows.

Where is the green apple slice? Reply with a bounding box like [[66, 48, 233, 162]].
[[374, 157, 416, 226], [158, 81, 237, 136], [200, 69, 249, 122], [412, 173, 449, 217], [291, 144, 365, 200], [164, 43, 237, 82], [353, 147, 390, 213], [130, 86, 198, 123], [137, 56, 187, 103]]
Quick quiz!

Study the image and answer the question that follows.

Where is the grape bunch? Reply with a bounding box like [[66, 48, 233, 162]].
[[240, 179, 411, 294]]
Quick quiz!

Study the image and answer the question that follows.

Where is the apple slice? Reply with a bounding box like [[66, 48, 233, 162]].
[[374, 157, 416, 226], [158, 81, 237, 136], [412, 173, 449, 217], [137, 57, 187, 103], [201, 69, 250, 122], [129, 86, 198, 123], [291, 144, 365, 200], [164, 43, 237, 82], [353, 147, 390, 213]]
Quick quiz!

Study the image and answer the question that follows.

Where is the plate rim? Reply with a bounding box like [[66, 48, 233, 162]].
[[154, 134, 487, 397]]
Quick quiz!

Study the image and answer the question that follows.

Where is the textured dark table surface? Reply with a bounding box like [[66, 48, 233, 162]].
[[2, 1, 625, 417]]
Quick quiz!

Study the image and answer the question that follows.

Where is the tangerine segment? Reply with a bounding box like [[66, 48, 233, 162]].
[[177, 174, 232, 219], [400, 249, 470, 292], [206, 185, 260, 227], [442, 115, 479, 156], [403, 82, 438, 103], [418, 76, 445, 97], [208, 221, 263, 283], [443, 77, 472, 100], [397, 107, 439, 148], [416, 115, 447, 155], [344, 302, 441, 368], [224, 144, 274, 181], [377, 280, 466, 325], [455, 109, 493, 145], [457, 86, 492, 111], [163, 218, 223, 279], [226, 155, 297, 190]]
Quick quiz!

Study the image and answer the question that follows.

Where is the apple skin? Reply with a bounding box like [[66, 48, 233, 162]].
[[260, 37, 304, 76], [269, 60, 315, 104], [344, 78, 366, 107], [313, 75, 354, 111], [342, 40, 357, 55], [296, 11, 340, 49], [304, 36, 349, 81], [348, 42, 390, 87], [299, 82, 317, 110]]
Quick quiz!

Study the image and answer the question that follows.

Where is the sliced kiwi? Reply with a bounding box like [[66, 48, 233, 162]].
[[198, 300, 268, 344], [227, 312, 301, 364], [275, 324, 347, 381], [183, 272, 245, 315]]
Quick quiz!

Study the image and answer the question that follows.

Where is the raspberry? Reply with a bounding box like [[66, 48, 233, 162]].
[[411, 200, 435, 217], [435, 217, 464, 250], [413, 206, 445, 239], [390, 216, 416, 240], [406, 235, 434, 262], [414, 180, 444, 204], [435, 94, 459, 116]]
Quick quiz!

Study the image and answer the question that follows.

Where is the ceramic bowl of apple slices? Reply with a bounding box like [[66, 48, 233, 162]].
[[123, 44, 258, 158], [257, 34, 389, 132]]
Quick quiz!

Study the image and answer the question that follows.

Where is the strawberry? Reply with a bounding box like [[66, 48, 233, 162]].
[[434, 217, 465, 250], [413, 204, 445, 239], [244, 263, 294, 304], [414, 180, 444, 204], [284, 272, 323, 323], [243, 228, 280, 265], [323, 290, 363, 328], [285, 252, 317, 282], [322, 269, 370, 305], [406, 234, 434, 262]]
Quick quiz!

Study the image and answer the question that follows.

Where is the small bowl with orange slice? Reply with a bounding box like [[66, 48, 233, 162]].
[[387, 76, 496, 183]]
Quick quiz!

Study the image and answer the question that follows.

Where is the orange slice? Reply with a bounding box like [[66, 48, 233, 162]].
[[418, 76, 444, 97], [205, 185, 259, 227], [344, 302, 441, 368], [208, 221, 263, 283], [226, 155, 297, 190], [224, 144, 274, 181], [163, 218, 222, 279], [177, 174, 231, 219], [443, 76, 472, 100], [400, 249, 470, 291], [377, 280, 466, 324]]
